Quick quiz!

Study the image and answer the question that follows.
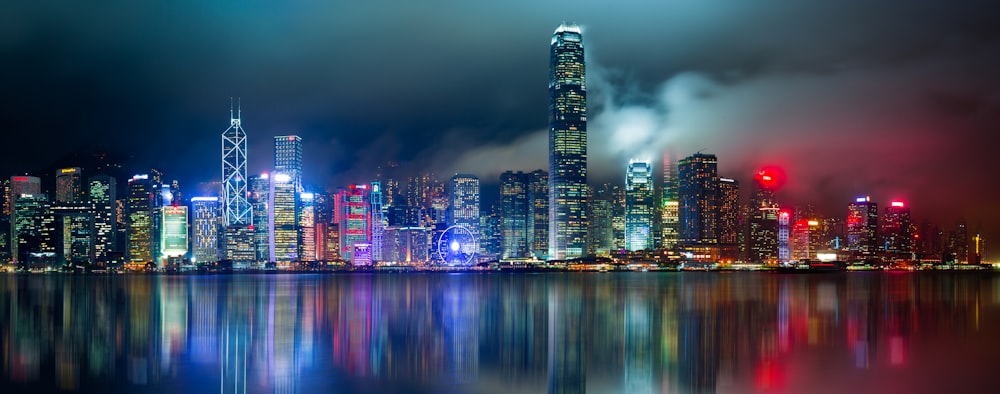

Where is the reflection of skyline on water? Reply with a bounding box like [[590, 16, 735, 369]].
[[1, 273, 999, 393]]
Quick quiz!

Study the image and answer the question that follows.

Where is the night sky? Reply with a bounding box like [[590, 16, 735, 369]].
[[2, 1, 999, 257]]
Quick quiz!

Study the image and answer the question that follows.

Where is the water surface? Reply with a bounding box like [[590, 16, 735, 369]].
[[1, 272, 998, 393]]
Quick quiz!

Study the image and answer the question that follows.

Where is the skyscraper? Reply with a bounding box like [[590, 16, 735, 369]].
[[678, 153, 719, 244], [660, 152, 679, 250], [448, 174, 480, 237], [191, 197, 220, 265], [882, 200, 913, 256], [222, 101, 251, 226], [55, 167, 83, 203], [249, 173, 271, 263], [718, 178, 740, 247], [50, 202, 93, 267], [528, 170, 549, 259], [274, 135, 303, 191], [847, 196, 879, 257], [369, 182, 384, 262], [298, 192, 317, 262], [625, 160, 654, 251], [269, 173, 298, 265], [127, 174, 155, 265], [548, 23, 588, 260], [8, 175, 41, 257], [13, 194, 55, 267], [791, 218, 821, 261], [337, 185, 370, 263], [88, 175, 117, 265], [587, 184, 615, 256], [160, 206, 188, 264], [501, 171, 530, 259], [748, 171, 779, 262]]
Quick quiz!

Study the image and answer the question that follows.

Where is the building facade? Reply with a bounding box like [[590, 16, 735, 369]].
[[678, 153, 719, 244], [191, 197, 220, 265], [274, 135, 303, 192], [625, 160, 654, 251], [548, 23, 588, 260], [55, 167, 83, 203], [847, 196, 879, 257], [448, 174, 480, 238]]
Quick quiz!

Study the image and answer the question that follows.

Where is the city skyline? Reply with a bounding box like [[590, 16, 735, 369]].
[[1, 1, 998, 257]]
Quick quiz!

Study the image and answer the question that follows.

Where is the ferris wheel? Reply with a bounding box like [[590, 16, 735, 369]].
[[436, 225, 478, 266]]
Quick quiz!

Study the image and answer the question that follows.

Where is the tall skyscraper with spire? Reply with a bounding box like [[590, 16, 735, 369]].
[[548, 23, 588, 260], [222, 99, 251, 226]]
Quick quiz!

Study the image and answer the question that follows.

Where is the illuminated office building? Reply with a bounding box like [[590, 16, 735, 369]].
[[298, 192, 317, 261], [791, 218, 821, 261], [191, 197, 220, 265], [160, 206, 188, 263], [127, 174, 155, 265], [383, 226, 430, 264], [625, 160, 654, 251], [548, 23, 588, 260], [323, 223, 340, 261], [337, 185, 370, 263], [972, 233, 985, 265], [528, 170, 548, 259], [249, 173, 270, 262], [678, 153, 718, 244], [661, 153, 679, 249], [274, 135, 303, 191], [847, 196, 879, 256], [88, 175, 117, 264], [748, 171, 780, 262], [778, 210, 791, 262], [50, 203, 93, 266], [448, 174, 480, 238], [588, 184, 616, 256], [224, 225, 255, 264], [501, 171, 530, 258], [882, 200, 912, 256], [718, 178, 740, 247], [13, 194, 56, 267], [55, 167, 83, 203], [370, 182, 384, 262], [269, 173, 298, 265], [7, 175, 41, 256]]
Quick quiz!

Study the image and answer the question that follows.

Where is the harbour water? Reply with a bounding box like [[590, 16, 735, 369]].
[[1, 272, 998, 393]]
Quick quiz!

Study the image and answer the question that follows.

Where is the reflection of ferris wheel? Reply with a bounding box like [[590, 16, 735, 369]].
[[437, 225, 478, 266]]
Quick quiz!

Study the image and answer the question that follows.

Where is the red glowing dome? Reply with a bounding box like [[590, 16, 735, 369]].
[[754, 166, 785, 189]]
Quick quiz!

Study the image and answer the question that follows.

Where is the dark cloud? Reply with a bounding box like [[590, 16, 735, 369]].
[[1, 1, 999, 257]]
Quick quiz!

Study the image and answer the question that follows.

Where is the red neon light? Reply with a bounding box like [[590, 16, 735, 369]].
[[891, 201, 905, 208], [754, 167, 783, 189], [287, 136, 295, 141], [12, 177, 29, 182]]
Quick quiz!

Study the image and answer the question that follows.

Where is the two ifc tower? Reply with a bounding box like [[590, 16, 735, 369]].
[[217, 22, 589, 261]]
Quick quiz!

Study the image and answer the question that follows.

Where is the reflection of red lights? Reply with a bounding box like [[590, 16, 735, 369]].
[[890, 336, 906, 365], [755, 360, 786, 390]]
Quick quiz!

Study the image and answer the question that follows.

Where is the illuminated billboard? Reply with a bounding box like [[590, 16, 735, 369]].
[[161, 206, 188, 257]]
